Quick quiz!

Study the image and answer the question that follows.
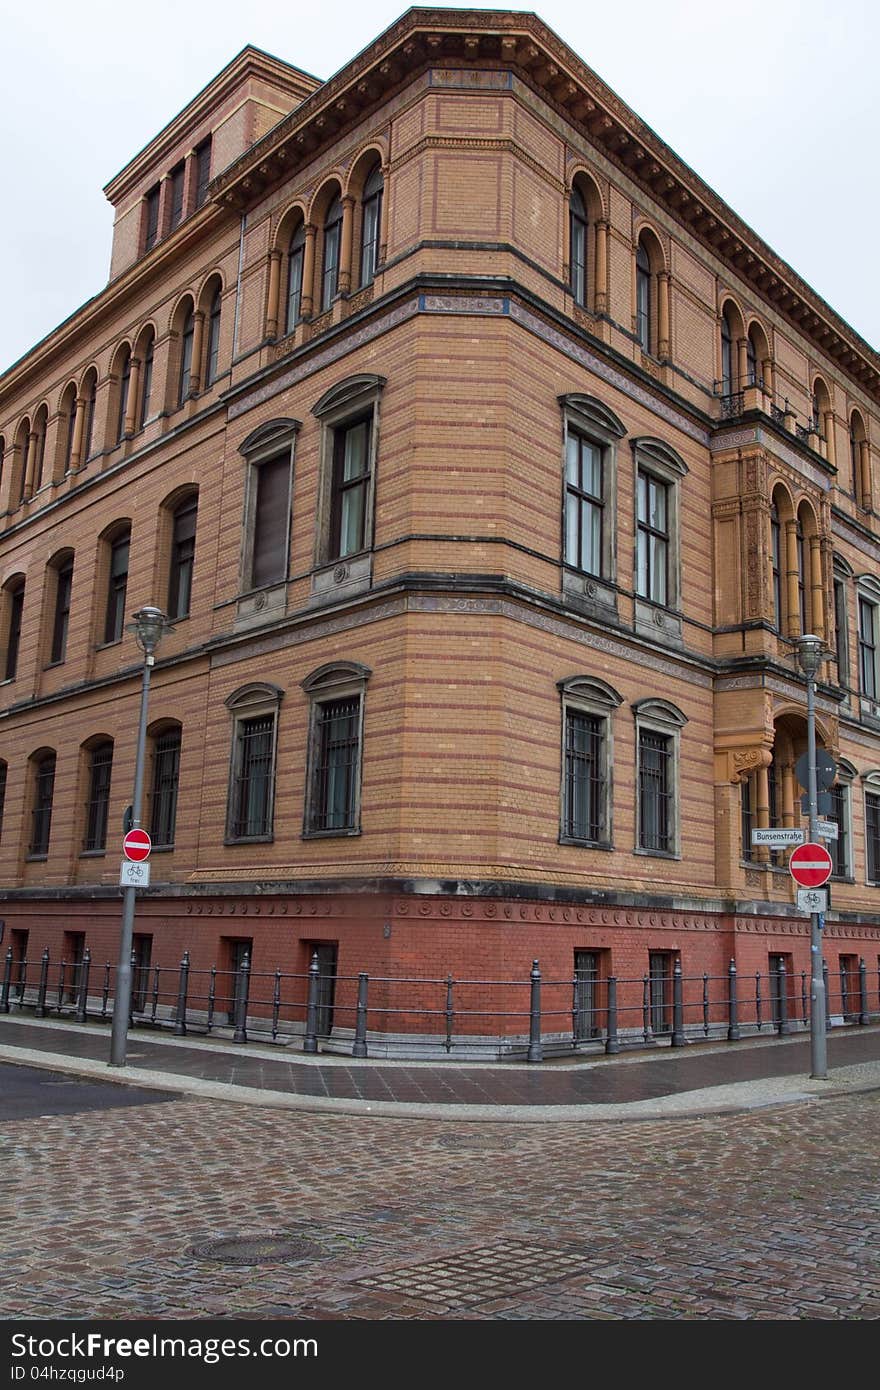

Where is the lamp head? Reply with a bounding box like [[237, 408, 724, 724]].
[[128, 605, 171, 657], [795, 633, 823, 678]]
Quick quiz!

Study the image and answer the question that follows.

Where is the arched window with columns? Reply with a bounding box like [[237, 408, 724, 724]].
[[850, 409, 871, 510], [360, 164, 383, 288], [634, 229, 668, 359], [321, 194, 343, 312], [569, 186, 588, 306], [286, 221, 305, 332]]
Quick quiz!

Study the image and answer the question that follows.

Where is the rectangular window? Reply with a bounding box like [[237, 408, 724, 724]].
[[828, 783, 849, 878], [638, 729, 673, 852], [104, 534, 130, 644], [867, 793, 880, 883], [563, 709, 605, 844], [50, 562, 73, 664], [30, 755, 56, 856], [329, 419, 371, 560], [564, 432, 603, 576], [309, 697, 360, 833], [741, 777, 755, 861], [229, 715, 274, 839], [83, 743, 113, 852], [168, 163, 185, 231], [5, 584, 24, 680], [834, 578, 848, 686], [251, 457, 290, 589], [11, 928, 29, 999], [859, 596, 878, 699], [144, 185, 160, 251], [636, 471, 668, 605], [140, 341, 154, 427], [648, 951, 673, 1034], [771, 512, 782, 630], [149, 729, 181, 848], [322, 219, 341, 311], [0, 760, 6, 841], [194, 138, 212, 209], [838, 954, 859, 1021], [132, 933, 153, 1013], [574, 950, 601, 1041], [168, 499, 197, 619]]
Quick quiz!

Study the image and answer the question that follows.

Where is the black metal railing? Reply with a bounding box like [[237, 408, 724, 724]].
[[3, 947, 878, 1062]]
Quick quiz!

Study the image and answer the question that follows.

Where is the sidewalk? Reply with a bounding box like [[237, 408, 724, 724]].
[[2, 1011, 880, 1121]]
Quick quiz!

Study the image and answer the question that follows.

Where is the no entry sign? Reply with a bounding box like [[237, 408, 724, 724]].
[[789, 841, 832, 889], [123, 828, 152, 862]]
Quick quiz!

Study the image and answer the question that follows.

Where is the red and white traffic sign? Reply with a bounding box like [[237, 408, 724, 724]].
[[122, 828, 152, 862], [789, 841, 832, 888]]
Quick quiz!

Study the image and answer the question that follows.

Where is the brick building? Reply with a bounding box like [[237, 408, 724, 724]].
[[1, 8, 878, 1053]]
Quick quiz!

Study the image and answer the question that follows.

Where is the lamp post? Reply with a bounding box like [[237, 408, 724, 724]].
[[109, 606, 171, 1068], [795, 632, 828, 1081]]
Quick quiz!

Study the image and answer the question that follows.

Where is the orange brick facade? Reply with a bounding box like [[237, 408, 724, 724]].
[[1, 10, 878, 1052]]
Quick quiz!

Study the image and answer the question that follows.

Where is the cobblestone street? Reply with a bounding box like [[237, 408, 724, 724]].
[[2, 1084, 878, 1320]]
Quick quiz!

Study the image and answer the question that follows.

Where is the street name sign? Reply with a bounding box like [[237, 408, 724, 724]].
[[816, 819, 839, 842], [120, 860, 151, 888], [750, 828, 805, 848], [789, 841, 833, 889], [797, 887, 827, 914], [123, 828, 152, 862]]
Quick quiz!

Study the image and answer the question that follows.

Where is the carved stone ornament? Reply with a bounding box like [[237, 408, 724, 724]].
[[333, 563, 349, 583], [729, 747, 772, 782]]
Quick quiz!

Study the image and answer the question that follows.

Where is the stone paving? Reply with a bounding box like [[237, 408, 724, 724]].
[[2, 1083, 878, 1320]]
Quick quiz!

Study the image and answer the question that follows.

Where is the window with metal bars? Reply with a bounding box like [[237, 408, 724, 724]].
[[563, 709, 605, 844], [50, 560, 73, 664], [648, 951, 673, 1033], [866, 792, 880, 884], [83, 742, 113, 852], [309, 697, 360, 833], [741, 775, 755, 861], [149, 728, 181, 847], [638, 728, 673, 852], [564, 432, 603, 576], [30, 753, 56, 856], [229, 715, 275, 839]]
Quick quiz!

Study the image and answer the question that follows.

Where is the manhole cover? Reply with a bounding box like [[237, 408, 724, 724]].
[[189, 1233, 320, 1265], [437, 1134, 515, 1151]]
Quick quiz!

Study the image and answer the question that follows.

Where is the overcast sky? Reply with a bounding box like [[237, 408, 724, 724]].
[[2, 0, 877, 375]]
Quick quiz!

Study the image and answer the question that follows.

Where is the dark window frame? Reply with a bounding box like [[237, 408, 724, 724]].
[[637, 727, 674, 854], [858, 594, 878, 700], [205, 286, 222, 387], [168, 162, 186, 231], [4, 580, 25, 681], [103, 530, 130, 645], [50, 559, 74, 665], [321, 196, 343, 311], [636, 242, 651, 353], [360, 166, 383, 288], [194, 137, 212, 209], [149, 726, 181, 849], [302, 665, 370, 839], [144, 185, 160, 252], [29, 752, 56, 857], [636, 469, 670, 606], [569, 186, 587, 307], [82, 740, 113, 853], [329, 416, 372, 561], [168, 495, 198, 620]]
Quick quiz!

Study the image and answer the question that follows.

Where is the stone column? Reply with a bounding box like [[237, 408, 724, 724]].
[[785, 518, 800, 637], [300, 224, 317, 319], [124, 357, 141, 437], [737, 338, 749, 391], [763, 357, 775, 399], [630, 243, 638, 337], [781, 761, 795, 828], [189, 311, 205, 396], [860, 440, 873, 511], [266, 248, 282, 339], [22, 430, 38, 500], [658, 272, 670, 359], [69, 395, 86, 471], [755, 762, 771, 864], [595, 220, 608, 314], [338, 196, 355, 296], [809, 534, 825, 640]]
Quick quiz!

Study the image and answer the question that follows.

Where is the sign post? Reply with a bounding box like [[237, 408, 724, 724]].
[[788, 841, 833, 891], [794, 634, 830, 1080]]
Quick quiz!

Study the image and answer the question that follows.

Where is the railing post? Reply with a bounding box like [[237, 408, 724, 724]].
[[1, 947, 12, 1014], [604, 975, 620, 1055], [75, 948, 91, 1023], [858, 958, 869, 1026], [671, 960, 686, 1047], [352, 972, 369, 1058], [840, 965, 849, 1021], [444, 973, 454, 1053], [642, 974, 653, 1043], [777, 960, 792, 1035], [233, 951, 250, 1044], [304, 952, 320, 1054], [35, 948, 50, 1018], [173, 950, 190, 1037], [527, 959, 543, 1063], [822, 960, 831, 1030], [727, 959, 741, 1041], [272, 968, 282, 1041], [207, 965, 216, 1031], [57, 960, 67, 1013]]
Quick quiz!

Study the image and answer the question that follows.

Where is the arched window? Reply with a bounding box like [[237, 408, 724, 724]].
[[636, 241, 651, 353], [31, 407, 48, 493], [746, 330, 758, 387], [60, 386, 77, 474], [851, 410, 867, 507], [104, 526, 131, 644], [14, 419, 30, 505], [205, 285, 222, 387], [82, 739, 114, 852], [167, 493, 198, 619], [149, 722, 182, 848], [795, 514, 807, 633], [178, 305, 194, 406], [49, 552, 74, 665], [29, 750, 56, 857], [82, 371, 97, 462], [322, 195, 343, 312], [770, 499, 782, 631], [0, 436, 5, 493], [286, 222, 306, 332], [720, 309, 734, 393], [360, 165, 383, 287], [3, 576, 25, 680], [116, 347, 132, 443], [569, 187, 587, 306], [139, 331, 154, 428]]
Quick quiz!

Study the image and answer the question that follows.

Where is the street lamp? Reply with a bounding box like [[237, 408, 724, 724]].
[[795, 632, 828, 1080], [109, 606, 172, 1067]]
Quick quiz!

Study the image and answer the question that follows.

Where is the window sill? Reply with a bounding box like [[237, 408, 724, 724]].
[[79, 849, 107, 858], [558, 835, 612, 851], [224, 835, 274, 846], [149, 843, 175, 853], [633, 846, 680, 861], [95, 639, 123, 652], [302, 827, 361, 840], [25, 854, 48, 863]]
